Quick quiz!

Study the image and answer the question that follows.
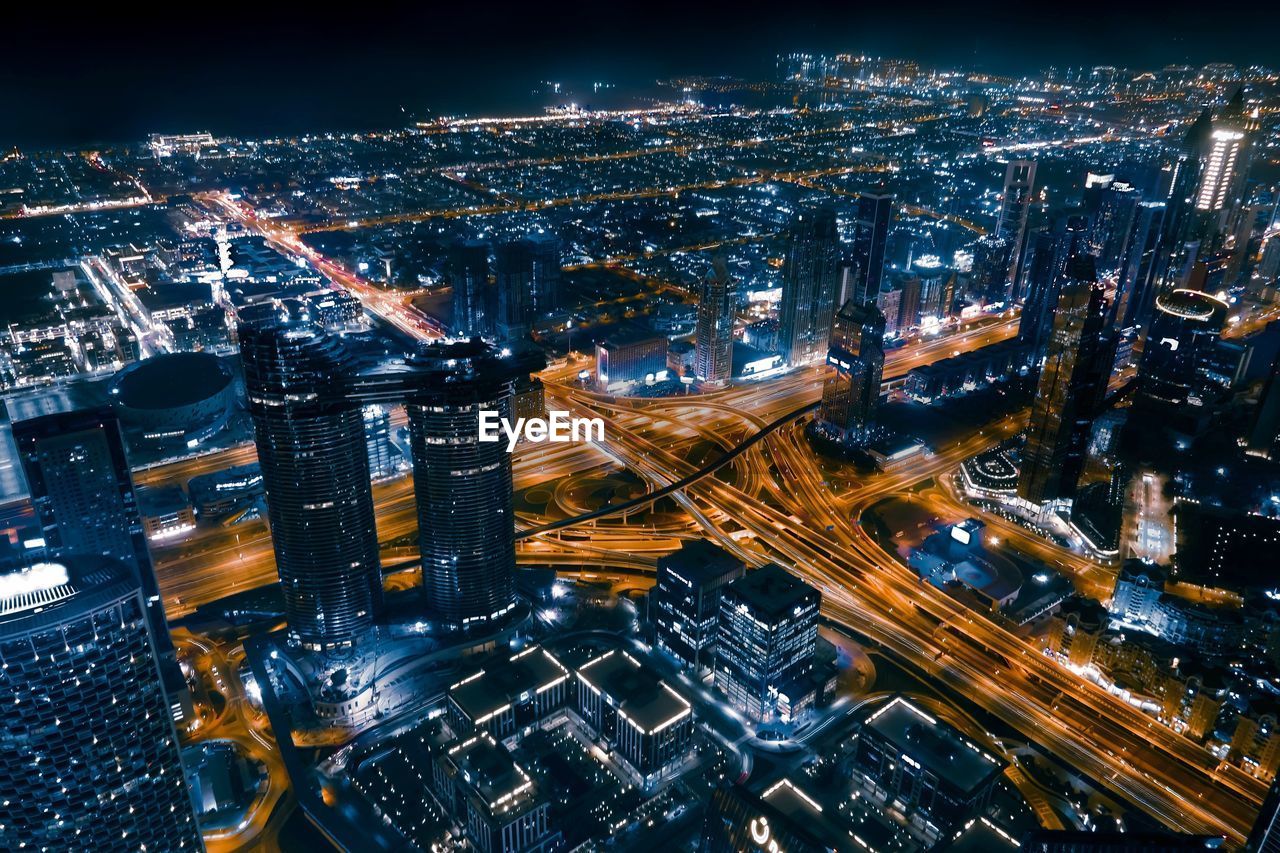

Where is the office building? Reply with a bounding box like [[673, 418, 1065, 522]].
[[1112, 201, 1168, 331], [651, 540, 745, 671], [716, 563, 820, 723], [449, 239, 493, 338], [996, 160, 1037, 299], [527, 232, 561, 316], [404, 339, 532, 630], [1195, 89, 1251, 223], [595, 328, 668, 391], [853, 696, 1005, 838], [850, 190, 894, 305], [1019, 216, 1088, 360], [575, 649, 694, 785], [971, 235, 1013, 306], [239, 301, 383, 651], [495, 239, 536, 340], [1017, 254, 1109, 508], [1137, 289, 1228, 411], [694, 254, 735, 385], [0, 556, 202, 849], [9, 403, 174, 656], [431, 731, 561, 853], [447, 645, 570, 740], [778, 207, 841, 366], [818, 299, 886, 444]]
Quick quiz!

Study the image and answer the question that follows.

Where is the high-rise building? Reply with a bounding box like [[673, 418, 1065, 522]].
[[1112, 201, 1168, 331], [494, 239, 535, 341], [1019, 216, 1088, 360], [850, 191, 894, 305], [1018, 254, 1109, 507], [1249, 356, 1280, 459], [971, 234, 1013, 306], [1137, 289, 1228, 410], [527, 231, 561, 316], [1090, 180, 1141, 272], [1248, 777, 1280, 853], [404, 339, 533, 630], [997, 160, 1037, 299], [8, 404, 173, 655], [716, 563, 820, 723], [448, 239, 493, 338], [239, 301, 383, 651], [694, 255, 735, 385], [778, 207, 841, 366], [651, 540, 745, 671], [0, 556, 202, 849], [818, 299, 886, 444], [1195, 89, 1252, 228]]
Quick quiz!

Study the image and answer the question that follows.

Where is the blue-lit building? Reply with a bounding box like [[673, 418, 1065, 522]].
[[651, 540, 745, 671]]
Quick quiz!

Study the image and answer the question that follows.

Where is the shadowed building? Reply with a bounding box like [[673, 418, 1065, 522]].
[[694, 255, 735, 385], [818, 299, 886, 445], [1017, 254, 1109, 508]]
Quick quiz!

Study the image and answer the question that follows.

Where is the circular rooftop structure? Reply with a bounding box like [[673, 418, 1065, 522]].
[[112, 352, 237, 451], [1155, 289, 1228, 323]]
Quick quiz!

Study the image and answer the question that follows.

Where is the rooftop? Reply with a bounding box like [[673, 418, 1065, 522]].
[[722, 563, 819, 622], [864, 697, 1005, 795], [450, 645, 570, 725], [445, 732, 537, 818], [577, 649, 691, 735]]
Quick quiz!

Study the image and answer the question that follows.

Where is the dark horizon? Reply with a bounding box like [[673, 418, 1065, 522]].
[[4, 1, 1278, 151]]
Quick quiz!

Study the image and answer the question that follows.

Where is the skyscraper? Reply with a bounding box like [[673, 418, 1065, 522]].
[[716, 563, 820, 723], [239, 301, 383, 652], [1111, 201, 1168, 331], [1195, 89, 1252, 231], [651, 540, 745, 671], [448, 239, 493, 338], [404, 339, 536, 630], [527, 231, 561, 317], [9, 404, 172, 654], [818, 299, 886, 444], [495, 239, 535, 341], [0, 556, 202, 849], [1137, 289, 1228, 410], [971, 234, 1013, 306], [850, 190, 894, 305], [694, 254, 734, 385], [778, 207, 841, 367], [1018, 254, 1109, 507], [1019, 216, 1088, 360], [997, 160, 1037, 300]]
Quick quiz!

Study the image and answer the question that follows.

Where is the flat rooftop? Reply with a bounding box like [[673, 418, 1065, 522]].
[[723, 563, 818, 622], [658, 540, 744, 587], [864, 697, 1005, 795], [450, 645, 570, 724], [445, 732, 536, 817], [577, 649, 691, 736]]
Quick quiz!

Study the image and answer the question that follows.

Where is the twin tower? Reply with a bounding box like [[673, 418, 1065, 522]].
[[238, 299, 543, 652]]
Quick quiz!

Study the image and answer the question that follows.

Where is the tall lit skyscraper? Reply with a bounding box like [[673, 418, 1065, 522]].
[[9, 404, 172, 654], [1195, 89, 1251, 223], [239, 301, 383, 652], [778, 207, 840, 366], [850, 190, 894, 305], [527, 231, 561, 316], [0, 556, 202, 849], [448, 239, 493, 338], [694, 254, 734, 385], [1018, 254, 1109, 507], [404, 339, 538, 630], [818, 299, 886, 444], [997, 160, 1037, 299]]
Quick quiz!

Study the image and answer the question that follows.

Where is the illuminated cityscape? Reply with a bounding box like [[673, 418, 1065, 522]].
[[3, 6, 1280, 852]]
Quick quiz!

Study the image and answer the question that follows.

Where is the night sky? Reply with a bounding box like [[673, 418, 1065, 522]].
[[4, 1, 1277, 150]]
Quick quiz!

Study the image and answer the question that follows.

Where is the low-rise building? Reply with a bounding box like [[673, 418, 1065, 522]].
[[448, 645, 571, 741]]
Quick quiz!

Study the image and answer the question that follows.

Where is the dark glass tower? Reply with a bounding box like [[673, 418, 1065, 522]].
[[0, 555, 202, 849], [9, 404, 172, 654], [1137, 288, 1228, 409], [778, 207, 841, 367], [448, 239, 493, 338], [1112, 201, 1167, 331], [527, 231, 561, 316], [818, 299, 886, 444], [495, 239, 535, 341], [1019, 216, 1088, 360], [850, 190, 894, 304], [404, 339, 535, 630], [694, 254, 734, 385], [239, 302, 382, 651], [997, 160, 1037, 300], [1018, 254, 1109, 507]]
